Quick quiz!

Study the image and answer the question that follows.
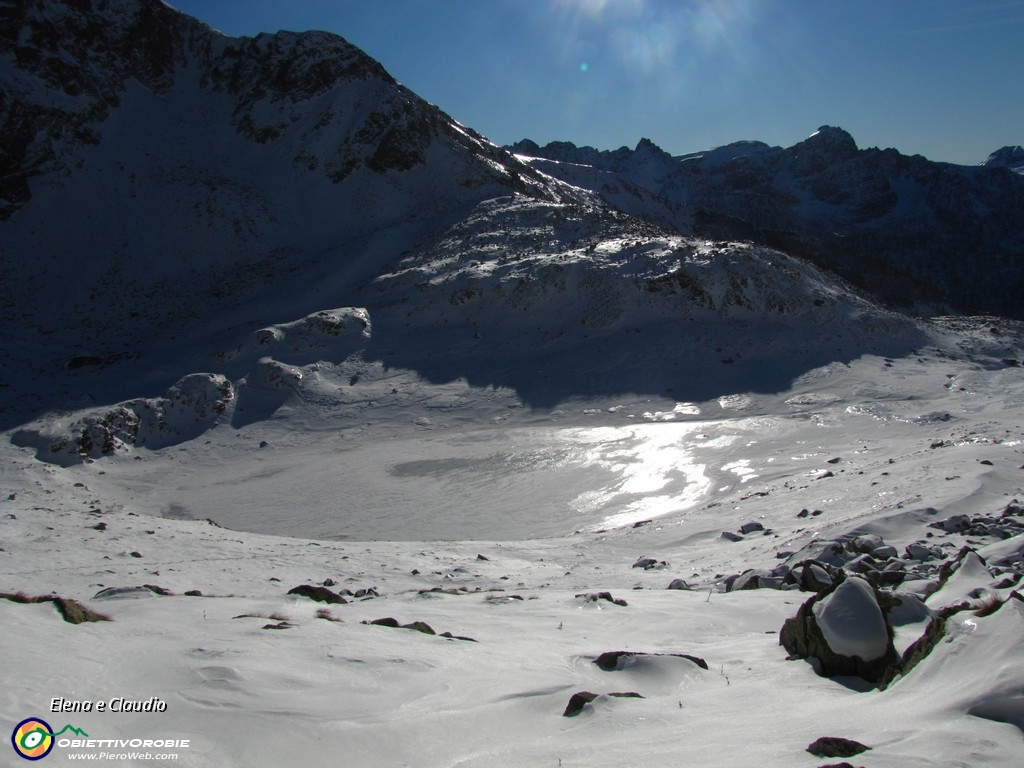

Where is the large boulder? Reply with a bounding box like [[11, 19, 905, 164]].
[[780, 574, 899, 684]]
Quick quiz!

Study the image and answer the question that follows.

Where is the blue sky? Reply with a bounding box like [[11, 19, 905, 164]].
[[167, 0, 1023, 165]]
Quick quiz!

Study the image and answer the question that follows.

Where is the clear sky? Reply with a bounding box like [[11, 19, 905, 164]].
[[165, 0, 1023, 165]]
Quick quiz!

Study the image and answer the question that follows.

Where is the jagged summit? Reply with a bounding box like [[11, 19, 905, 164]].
[[792, 125, 859, 163]]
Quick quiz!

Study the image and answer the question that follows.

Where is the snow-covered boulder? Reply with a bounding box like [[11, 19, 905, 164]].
[[780, 574, 899, 684], [813, 577, 891, 661]]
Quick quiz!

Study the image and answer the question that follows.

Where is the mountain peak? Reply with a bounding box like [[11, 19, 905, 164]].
[[982, 145, 1024, 171], [798, 126, 859, 156]]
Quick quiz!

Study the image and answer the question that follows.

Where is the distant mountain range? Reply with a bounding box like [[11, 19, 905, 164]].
[[508, 129, 1024, 317], [1, 0, 1021, 433]]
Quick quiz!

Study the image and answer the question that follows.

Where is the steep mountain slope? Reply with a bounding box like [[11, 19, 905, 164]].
[[510, 128, 1024, 318], [0, 0, 579, 424]]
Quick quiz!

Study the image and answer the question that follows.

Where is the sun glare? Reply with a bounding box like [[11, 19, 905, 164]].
[[551, 0, 759, 76]]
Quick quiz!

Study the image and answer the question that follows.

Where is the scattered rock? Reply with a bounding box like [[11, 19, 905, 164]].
[[806, 736, 870, 758], [562, 691, 643, 717], [633, 556, 669, 570], [363, 617, 476, 640], [720, 531, 743, 542], [593, 651, 708, 671], [439, 631, 477, 642], [575, 591, 628, 606], [727, 568, 778, 592], [739, 521, 765, 534], [402, 620, 436, 635], [562, 691, 599, 717], [287, 584, 348, 604], [666, 578, 692, 590]]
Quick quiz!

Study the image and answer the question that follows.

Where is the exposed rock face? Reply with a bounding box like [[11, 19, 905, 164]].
[[1, 0, 197, 216]]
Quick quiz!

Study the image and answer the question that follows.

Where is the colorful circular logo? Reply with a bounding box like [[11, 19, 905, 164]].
[[11, 718, 54, 761]]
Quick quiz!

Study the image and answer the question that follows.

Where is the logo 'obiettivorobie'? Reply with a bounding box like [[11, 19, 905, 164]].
[[11, 718, 53, 761], [11, 719, 88, 761]]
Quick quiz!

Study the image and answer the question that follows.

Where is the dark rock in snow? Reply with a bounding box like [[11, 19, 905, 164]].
[[402, 620, 436, 635], [806, 736, 871, 758], [562, 691, 643, 717], [632, 556, 669, 570], [928, 514, 971, 534], [593, 650, 708, 672], [728, 568, 776, 591], [790, 560, 839, 592], [562, 691, 599, 717], [575, 591, 628, 606], [739, 521, 765, 534], [667, 578, 692, 590], [287, 584, 348, 604]]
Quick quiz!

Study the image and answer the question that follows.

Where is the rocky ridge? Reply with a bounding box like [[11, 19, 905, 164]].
[[510, 128, 1024, 318]]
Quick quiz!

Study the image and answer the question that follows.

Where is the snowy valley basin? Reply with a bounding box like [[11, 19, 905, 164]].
[[66, 342, 1024, 545]]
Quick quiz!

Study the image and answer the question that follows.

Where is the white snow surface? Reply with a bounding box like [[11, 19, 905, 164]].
[[2, 314, 1024, 767]]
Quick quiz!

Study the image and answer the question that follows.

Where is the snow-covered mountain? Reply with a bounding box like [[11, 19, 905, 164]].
[[983, 145, 1024, 173], [510, 127, 1024, 318], [2, 0, 936, 435], [0, 0, 587, 424]]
